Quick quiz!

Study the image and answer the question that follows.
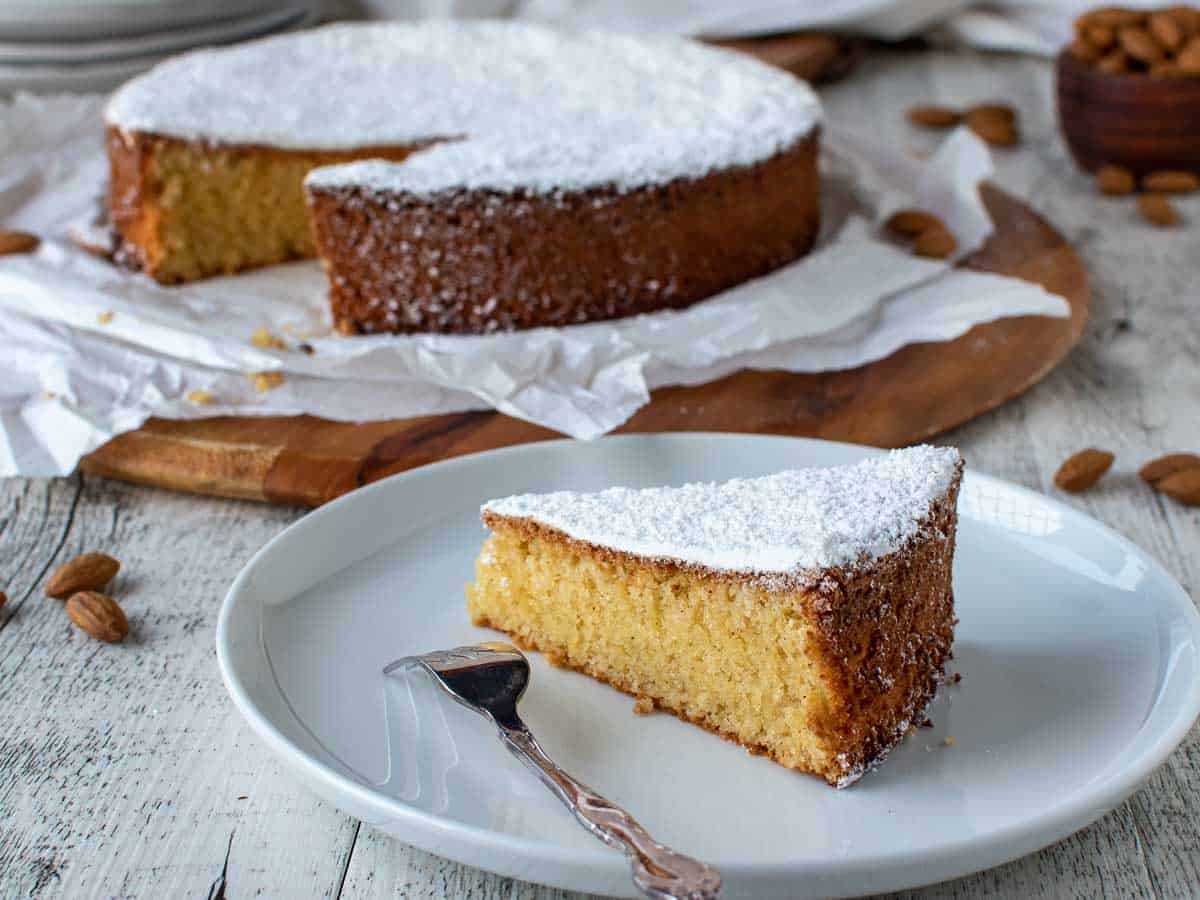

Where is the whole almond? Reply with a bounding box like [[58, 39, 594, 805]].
[[885, 208, 945, 237], [45, 552, 121, 599], [1148, 11, 1186, 50], [1118, 25, 1165, 63], [1098, 48, 1130, 73], [1138, 452, 1200, 485], [1096, 164, 1136, 195], [1168, 5, 1200, 34], [65, 591, 129, 643], [1069, 38, 1103, 62], [1179, 36, 1200, 72], [965, 105, 1019, 146], [1054, 448, 1115, 492], [1138, 192, 1179, 226], [1086, 24, 1118, 49], [1142, 170, 1199, 193], [913, 227, 957, 259], [906, 104, 962, 128], [0, 229, 39, 256], [1156, 469, 1200, 505]]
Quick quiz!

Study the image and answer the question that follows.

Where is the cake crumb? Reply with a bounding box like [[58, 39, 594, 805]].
[[97, 310, 115, 325], [247, 371, 284, 393], [544, 649, 568, 668], [298, 342, 315, 355], [250, 327, 287, 350], [186, 389, 215, 405], [951, 672, 962, 684], [942, 736, 956, 746], [41, 391, 57, 400], [919, 717, 934, 728], [633, 697, 655, 715]]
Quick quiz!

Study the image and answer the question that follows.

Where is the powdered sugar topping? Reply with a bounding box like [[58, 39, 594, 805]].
[[105, 21, 820, 196], [484, 446, 962, 577]]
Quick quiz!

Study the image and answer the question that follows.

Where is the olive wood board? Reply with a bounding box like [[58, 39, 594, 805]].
[[79, 185, 1089, 506]]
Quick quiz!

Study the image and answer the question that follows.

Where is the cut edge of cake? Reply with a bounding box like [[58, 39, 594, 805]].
[[466, 445, 964, 787]]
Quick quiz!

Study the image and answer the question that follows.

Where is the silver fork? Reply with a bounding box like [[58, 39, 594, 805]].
[[384, 642, 721, 900]]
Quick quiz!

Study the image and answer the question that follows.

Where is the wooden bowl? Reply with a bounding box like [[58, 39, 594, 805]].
[[1057, 50, 1200, 175]]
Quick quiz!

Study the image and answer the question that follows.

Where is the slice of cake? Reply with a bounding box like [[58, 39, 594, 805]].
[[466, 445, 964, 787]]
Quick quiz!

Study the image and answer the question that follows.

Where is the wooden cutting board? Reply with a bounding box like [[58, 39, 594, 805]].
[[80, 185, 1089, 506]]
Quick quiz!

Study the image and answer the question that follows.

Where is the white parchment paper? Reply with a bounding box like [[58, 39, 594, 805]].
[[0, 93, 1068, 476]]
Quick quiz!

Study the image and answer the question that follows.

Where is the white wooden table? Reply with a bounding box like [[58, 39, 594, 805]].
[[2, 47, 1198, 899]]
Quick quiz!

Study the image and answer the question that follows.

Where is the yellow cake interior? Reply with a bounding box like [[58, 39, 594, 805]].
[[467, 523, 843, 781], [111, 136, 417, 283]]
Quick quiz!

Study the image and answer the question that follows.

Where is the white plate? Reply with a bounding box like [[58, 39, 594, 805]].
[[0, 0, 294, 42], [0, 7, 314, 93], [0, 6, 307, 66], [216, 434, 1200, 899]]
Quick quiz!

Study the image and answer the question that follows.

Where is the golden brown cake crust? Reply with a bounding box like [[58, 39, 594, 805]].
[[306, 131, 820, 335], [474, 462, 962, 786]]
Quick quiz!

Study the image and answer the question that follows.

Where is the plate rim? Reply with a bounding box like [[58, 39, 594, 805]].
[[215, 432, 1200, 891]]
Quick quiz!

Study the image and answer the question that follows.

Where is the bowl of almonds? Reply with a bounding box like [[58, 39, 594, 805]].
[[1058, 5, 1200, 174]]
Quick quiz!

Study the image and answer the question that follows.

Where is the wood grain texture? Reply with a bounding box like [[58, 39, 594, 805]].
[[79, 184, 1089, 507], [2, 46, 1198, 900], [1057, 51, 1200, 175]]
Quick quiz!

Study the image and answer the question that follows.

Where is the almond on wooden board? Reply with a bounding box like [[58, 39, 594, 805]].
[[1054, 448, 1115, 492], [0, 229, 39, 256], [1142, 170, 1200, 193], [906, 104, 962, 128], [884, 208, 945, 237], [1096, 164, 1135, 195], [1138, 192, 1179, 226], [65, 591, 129, 643], [912, 226, 957, 259], [1155, 468, 1200, 505], [1138, 452, 1200, 485], [44, 552, 121, 600]]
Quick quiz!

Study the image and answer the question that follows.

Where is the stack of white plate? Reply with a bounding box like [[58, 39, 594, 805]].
[[0, 0, 319, 93]]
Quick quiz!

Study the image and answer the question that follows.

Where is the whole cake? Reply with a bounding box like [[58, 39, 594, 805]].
[[104, 22, 822, 334], [467, 446, 964, 787]]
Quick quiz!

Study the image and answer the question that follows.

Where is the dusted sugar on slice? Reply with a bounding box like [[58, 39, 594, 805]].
[[466, 445, 964, 787]]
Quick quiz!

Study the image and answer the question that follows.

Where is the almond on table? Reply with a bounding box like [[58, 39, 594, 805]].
[[1142, 170, 1200, 192], [965, 104, 1019, 146], [1138, 192, 1180, 225], [45, 552, 121, 600], [906, 104, 963, 128], [65, 591, 130, 643], [1138, 452, 1200, 484], [1096, 164, 1136, 195], [1054, 448, 1115, 492], [1155, 468, 1200, 505]]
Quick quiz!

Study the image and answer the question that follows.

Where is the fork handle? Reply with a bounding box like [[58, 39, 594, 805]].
[[499, 725, 721, 900]]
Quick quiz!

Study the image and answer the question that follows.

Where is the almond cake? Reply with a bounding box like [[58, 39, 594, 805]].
[[467, 446, 964, 787]]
